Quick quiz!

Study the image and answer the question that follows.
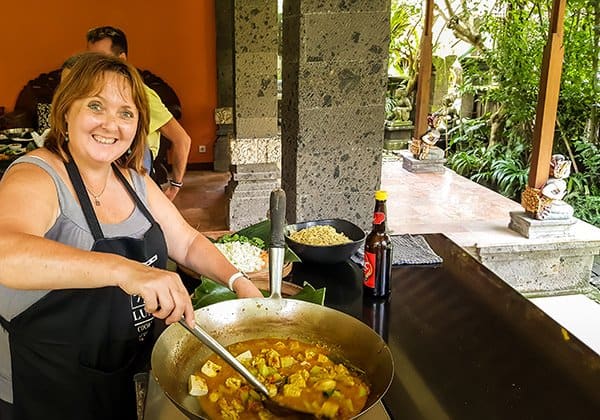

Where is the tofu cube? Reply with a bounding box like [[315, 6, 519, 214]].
[[188, 374, 208, 396], [201, 360, 222, 377]]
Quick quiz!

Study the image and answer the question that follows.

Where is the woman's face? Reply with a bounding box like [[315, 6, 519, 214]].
[[65, 72, 138, 165]]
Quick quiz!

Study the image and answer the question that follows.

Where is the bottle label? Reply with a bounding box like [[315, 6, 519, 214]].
[[363, 251, 376, 288], [373, 212, 385, 225]]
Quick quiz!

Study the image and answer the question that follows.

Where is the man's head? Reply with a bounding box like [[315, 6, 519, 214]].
[[86, 26, 128, 59]]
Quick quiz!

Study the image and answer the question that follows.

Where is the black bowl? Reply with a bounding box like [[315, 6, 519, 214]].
[[285, 218, 366, 264]]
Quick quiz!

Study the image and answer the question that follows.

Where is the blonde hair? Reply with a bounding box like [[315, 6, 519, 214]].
[[45, 52, 149, 174]]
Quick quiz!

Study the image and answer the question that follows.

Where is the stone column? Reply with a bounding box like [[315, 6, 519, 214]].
[[227, 0, 281, 230], [213, 0, 234, 172], [281, 0, 390, 228]]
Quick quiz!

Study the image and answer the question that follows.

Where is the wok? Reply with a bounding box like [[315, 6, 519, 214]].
[[151, 190, 394, 419]]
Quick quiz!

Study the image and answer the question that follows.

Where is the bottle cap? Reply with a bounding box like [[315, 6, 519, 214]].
[[375, 190, 387, 201]]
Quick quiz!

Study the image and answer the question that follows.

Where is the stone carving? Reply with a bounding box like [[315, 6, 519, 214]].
[[435, 92, 459, 132], [391, 87, 413, 126], [214, 107, 233, 125], [521, 154, 575, 220], [409, 114, 442, 160]]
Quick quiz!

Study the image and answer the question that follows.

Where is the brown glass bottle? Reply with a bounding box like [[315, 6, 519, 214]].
[[363, 190, 392, 298]]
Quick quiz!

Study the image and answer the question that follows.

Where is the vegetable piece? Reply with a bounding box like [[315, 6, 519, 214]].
[[318, 401, 340, 418], [267, 384, 278, 397], [314, 379, 337, 394], [208, 392, 220, 403], [188, 374, 208, 396], [317, 353, 330, 363], [309, 365, 323, 376], [358, 385, 368, 397], [288, 371, 307, 387], [304, 349, 317, 360], [265, 349, 281, 368], [225, 377, 242, 391], [281, 356, 296, 368], [282, 384, 303, 397]]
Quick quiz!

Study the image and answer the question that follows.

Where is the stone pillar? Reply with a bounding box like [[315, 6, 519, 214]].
[[227, 0, 281, 230], [214, 0, 234, 172], [281, 0, 390, 228]]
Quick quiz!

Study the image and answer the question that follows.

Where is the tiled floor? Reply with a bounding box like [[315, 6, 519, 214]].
[[173, 157, 600, 356], [380, 156, 523, 239], [174, 158, 525, 236]]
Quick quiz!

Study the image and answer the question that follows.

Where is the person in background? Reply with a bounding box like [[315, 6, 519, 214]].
[[60, 52, 85, 80], [86, 25, 191, 201], [0, 52, 261, 420]]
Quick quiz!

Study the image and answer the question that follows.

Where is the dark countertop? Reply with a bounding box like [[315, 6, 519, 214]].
[[287, 234, 600, 420]]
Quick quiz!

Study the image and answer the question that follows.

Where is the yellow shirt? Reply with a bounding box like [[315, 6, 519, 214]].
[[144, 85, 173, 158]]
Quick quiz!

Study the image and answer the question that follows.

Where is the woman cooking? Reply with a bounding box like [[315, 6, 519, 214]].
[[0, 52, 262, 420]]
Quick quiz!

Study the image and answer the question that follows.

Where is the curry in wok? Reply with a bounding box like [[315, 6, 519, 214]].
[[188, 337, 370, 419]]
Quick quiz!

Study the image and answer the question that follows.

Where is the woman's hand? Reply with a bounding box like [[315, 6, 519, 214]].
[[232, 276, 264, 298], [117, 264, 195, 327]]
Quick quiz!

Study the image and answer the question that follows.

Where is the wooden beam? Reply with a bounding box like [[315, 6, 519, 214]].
[[413, 0, 434, 139], [528, 0, 567, 189]]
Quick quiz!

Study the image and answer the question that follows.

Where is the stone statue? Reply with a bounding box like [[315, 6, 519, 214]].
[[409, 114, 443, 160], [435, 93, 459, 131], [391, 87, 413, 125], [521, 154, 575, 220]]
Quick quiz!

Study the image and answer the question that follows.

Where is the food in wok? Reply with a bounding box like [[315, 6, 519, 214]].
[[288, 225, 352, 247], [190, 337, 369, 419]]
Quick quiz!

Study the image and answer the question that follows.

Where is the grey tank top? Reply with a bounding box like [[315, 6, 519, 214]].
[[0, 155, 152, 403]]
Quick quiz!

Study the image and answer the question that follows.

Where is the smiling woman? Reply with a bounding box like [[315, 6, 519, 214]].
[[0, 52, 262, 420]]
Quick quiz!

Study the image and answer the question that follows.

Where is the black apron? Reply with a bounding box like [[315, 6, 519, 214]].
[[0, 158, 168, 420]]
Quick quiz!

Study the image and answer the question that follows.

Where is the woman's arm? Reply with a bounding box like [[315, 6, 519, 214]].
[[0, 162, 194, 325], [158, 118, 191, 201], [145, 176, 263, 298]]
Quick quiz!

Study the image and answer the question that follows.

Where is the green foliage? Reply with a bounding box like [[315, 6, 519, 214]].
[[566, 140, 599, 225], [566, 194, 600, 226], [448, 128, 528, 201], [445, 0, 600, 226], [567, 140, 600, 196], [388, 0, 422, 83]]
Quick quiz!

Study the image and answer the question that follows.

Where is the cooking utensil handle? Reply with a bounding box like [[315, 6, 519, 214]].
[[177, 320, 269, 397], [269, 189, 286, 248], [269, 189, 286, 299]]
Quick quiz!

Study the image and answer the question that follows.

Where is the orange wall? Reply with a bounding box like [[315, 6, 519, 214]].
[[0, 0, 217, 163]]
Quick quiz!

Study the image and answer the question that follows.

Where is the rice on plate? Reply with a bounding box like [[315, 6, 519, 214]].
[[214, 241, 267, 273]]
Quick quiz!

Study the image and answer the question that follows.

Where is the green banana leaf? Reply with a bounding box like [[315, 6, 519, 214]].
[[191, 277, 325, 310], [215, 219, 301, 263]]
